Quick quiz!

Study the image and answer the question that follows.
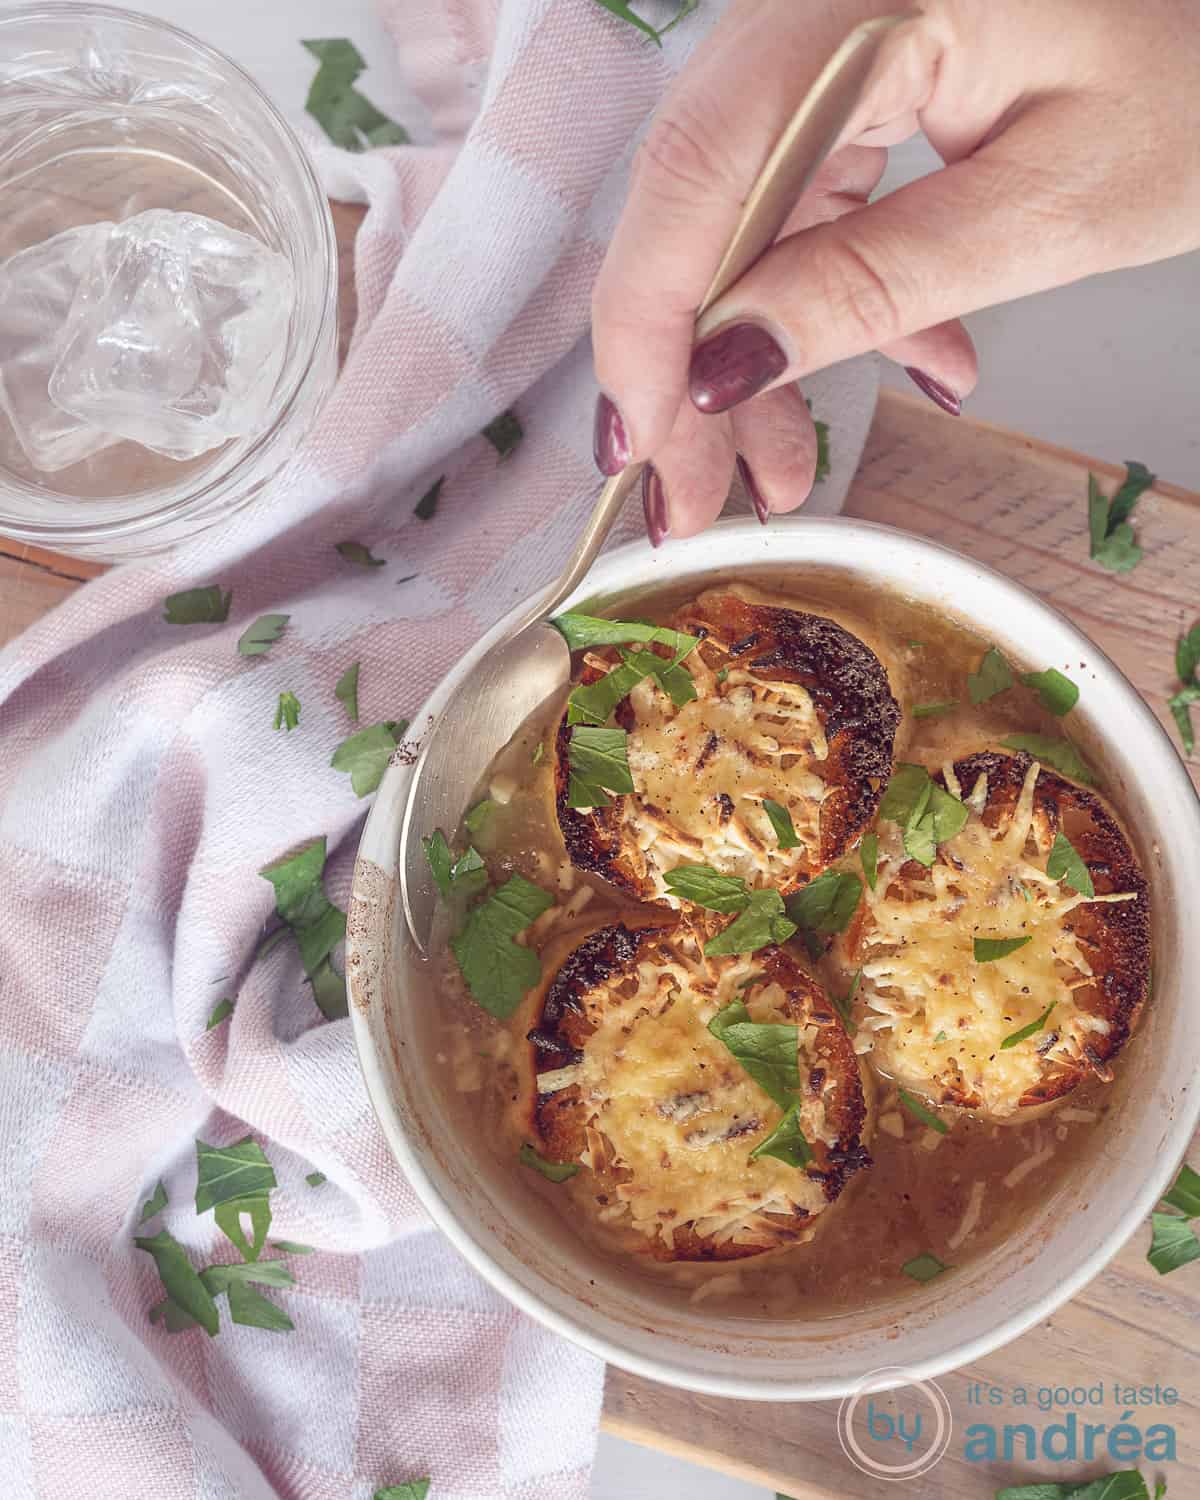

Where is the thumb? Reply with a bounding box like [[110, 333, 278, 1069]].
[[687, 99, 1107, 414]]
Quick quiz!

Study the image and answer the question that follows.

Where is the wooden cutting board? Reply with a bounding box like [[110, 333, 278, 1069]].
[[2, 199, 1197, 1498]]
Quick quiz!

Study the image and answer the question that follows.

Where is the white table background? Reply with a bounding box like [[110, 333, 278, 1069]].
[[116, 3, 1200, 1494]]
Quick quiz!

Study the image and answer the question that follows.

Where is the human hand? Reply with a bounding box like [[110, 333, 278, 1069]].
[[591, 0, 1200, 542]]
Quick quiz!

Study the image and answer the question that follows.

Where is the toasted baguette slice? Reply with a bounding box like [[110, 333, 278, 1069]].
[[526, 917, 871, 1262], [555, 587, 899, 905], [847, 749, 1150, 1119]]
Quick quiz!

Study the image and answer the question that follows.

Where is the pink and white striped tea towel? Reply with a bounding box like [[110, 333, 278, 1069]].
[[0, 1, 877, 1494]]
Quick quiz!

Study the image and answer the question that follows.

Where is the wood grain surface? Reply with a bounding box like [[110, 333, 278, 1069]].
[[1, 195, 1197, 1498]]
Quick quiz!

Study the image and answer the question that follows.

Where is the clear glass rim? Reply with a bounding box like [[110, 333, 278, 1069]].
[[0, 1, 339, 548]]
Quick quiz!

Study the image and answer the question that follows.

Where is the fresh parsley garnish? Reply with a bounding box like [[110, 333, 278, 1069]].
[[374, 1481, 431, 1500], [1001, 1003, 1056, 1049], [1169, 621, 1200, 755], [335, 540, 386, 569], [715, 667, 729, 685], [331, 719, 407, 797], [135, 1228, 220, 1337], [566, 644, 696, 724], [163, 585, 231, 625], [423, 832, 488, 903], [1019, 667, 1079, 717], [898, 1088, 948, 1135], [1147, 1163, 1200, 1277], [749, 1101, 813, 1168], [195, 1137, 277, 1214], [785, 871, 862, 940], [1046, 831, 1094, 898], [1163, 1163, 1200, 1217], [206, 997, 234, 1030], [222, 1277, 294, 1333], [260, 838, 348, 1017], [860, 832, 878, 891], [967, 646, 1014, 703], [762, 798, 800, 849], [591, 0, 697, 45], [450, 875, 554, 1018], [531, 740, 545, 765], [902, 1252, 949, 1284], [998, 1476, 1156, 1500], [566, 658, 645, 725], [414, 475, 444, 520], [707, 999, 800, 1109], [334, 662, 360, 722], [519, 1144, 579, 1183], [464, 799, 495, 836], [565, 725, 634, 808], [139, 1180, 168, 1225], [1149, 1212, 1200, 1277], [274, 691, 301, 732], [974, 936, 1032, 962], [618, 645, 697, 708], [302, 39, 409, 151], [1088, 460, 1155, 573], [305, 1171, 326, 1188], [878, 764, 967, 867], [704, 889, 796, 957], [812, 409, 831, 483], [912, 700, 957, 719], [423, 830, 454, 900], [999, 733, 1095, 785], [309, 959, 346, 1021], [662, 865, 751, 913], [483, 408, 523, 459], [237, 613, 289, 657], [550, 612, 699, 659], [271, 1241, 315, 1255]]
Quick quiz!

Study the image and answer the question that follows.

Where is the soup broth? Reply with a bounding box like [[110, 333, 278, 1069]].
[[414, 571, 1145, 1319]]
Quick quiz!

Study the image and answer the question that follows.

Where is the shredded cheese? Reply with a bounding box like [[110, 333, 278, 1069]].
[[857, 760, 1137, 1119], [552, 929, 843, 1249], [589, 646, 831, 899]]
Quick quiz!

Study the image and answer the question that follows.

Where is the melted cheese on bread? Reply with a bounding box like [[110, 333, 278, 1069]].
[[855, 759, 1139, 1118]]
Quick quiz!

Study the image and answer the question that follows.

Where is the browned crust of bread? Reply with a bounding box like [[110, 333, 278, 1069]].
[[949, 750, 1150, 1106], [527, 920, 871, 1262], [555, 591, 899, 901], [845, 749, 1150, 1112]]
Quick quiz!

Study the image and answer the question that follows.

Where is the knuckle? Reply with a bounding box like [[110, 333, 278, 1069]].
[[636, 103, 736, 201], [817, 235, 905, 349]]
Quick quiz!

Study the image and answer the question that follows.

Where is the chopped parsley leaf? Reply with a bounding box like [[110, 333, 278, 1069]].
[[519, 1144, 579, 1183], [565, 726, 634, 808], [967, 646, 1014, 704], [1000, 1003, 1056, 1049], [450, 875, 554, 1019], [237, 613, 289, 657], [274, 691, 301, 732], [974, 936, 1033, 962], [163, 585, 231, 625]]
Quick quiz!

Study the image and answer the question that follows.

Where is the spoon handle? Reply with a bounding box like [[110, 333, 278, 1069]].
[[543, 12, 905, 613]]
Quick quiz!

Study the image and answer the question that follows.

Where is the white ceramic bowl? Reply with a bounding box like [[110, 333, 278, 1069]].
[[346, 518, 1200, 1401]]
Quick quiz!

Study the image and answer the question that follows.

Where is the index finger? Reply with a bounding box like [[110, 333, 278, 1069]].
[[590, 0, 888, 469]]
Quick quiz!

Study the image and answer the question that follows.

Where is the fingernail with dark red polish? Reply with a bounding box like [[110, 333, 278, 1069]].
[[736, 455, 769, 525], [643, 465, 669, 548], [690, 323, 788, 413], [904, 367, 962, 417], [593, 393, 632, 475]]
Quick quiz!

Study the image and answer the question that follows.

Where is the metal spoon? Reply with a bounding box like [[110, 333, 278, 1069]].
[[399, 15, 903, 952]]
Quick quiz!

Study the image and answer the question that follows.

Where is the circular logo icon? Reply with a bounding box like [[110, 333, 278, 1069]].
[[837, 1365, 953, 1482]]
